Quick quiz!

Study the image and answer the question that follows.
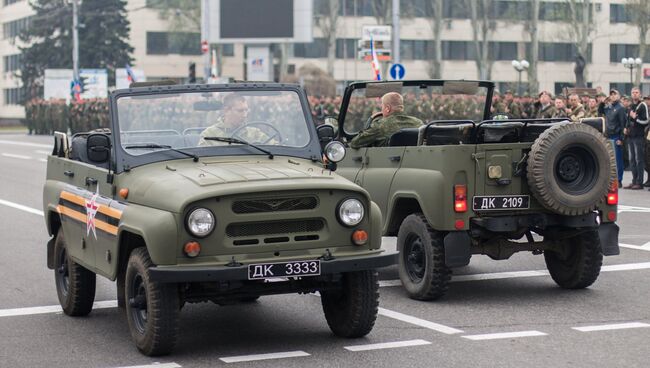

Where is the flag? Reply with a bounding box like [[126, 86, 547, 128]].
[[370, 36, 381, 81], [125, 64, 137, 83], [211, 49, 218, 78]]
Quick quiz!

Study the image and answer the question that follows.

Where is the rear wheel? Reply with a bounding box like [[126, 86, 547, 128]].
[[321, 270, 379, 338], [397, 214, 451, 301], [125, 247, 180, 356], [54, 228, 96, 316], [545, 230, 603, 289]]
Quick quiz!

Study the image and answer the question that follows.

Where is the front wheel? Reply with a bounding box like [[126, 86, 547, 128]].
[[544, 230, 603, 289], [54, 228, 96, 316], [397, 213, 451, 301], [125, 247, 180, 356], [321, 270, 379, 338]]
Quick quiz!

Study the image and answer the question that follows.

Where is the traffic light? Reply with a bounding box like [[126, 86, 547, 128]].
[[188, 62, 196, 83]]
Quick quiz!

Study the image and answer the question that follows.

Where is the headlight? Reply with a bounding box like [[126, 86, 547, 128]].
[[324, 141, 346, 163], [337, 198, 364, 226], [187, 208, 215, 237]]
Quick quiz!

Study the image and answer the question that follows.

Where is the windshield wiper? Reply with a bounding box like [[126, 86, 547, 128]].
[[124, 144, 199, 162], [203, 137, 274, 159]]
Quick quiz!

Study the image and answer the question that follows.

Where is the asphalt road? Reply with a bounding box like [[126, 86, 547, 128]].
[[1, 133, 649, 368]]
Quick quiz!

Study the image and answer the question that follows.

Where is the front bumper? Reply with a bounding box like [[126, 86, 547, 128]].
[[149, 251, 398, 283]]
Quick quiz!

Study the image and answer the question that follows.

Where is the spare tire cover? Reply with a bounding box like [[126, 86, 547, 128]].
[[527, 122, 616, 216]]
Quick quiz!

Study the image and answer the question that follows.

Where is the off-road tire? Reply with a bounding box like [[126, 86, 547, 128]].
[[545, 230, 603, 289], [397, 214, 451, 301], [125, 247, 180, 356], [527, 122, 616, 215], [321, 270, 379, 338], [54, 228, 96, 316]]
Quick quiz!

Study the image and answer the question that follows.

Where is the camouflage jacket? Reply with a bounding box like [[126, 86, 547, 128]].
[[506, 101, 522, 119], [535, 104, 556, 119], [349, 113, 423, 149], [568, 104, 586, 122]]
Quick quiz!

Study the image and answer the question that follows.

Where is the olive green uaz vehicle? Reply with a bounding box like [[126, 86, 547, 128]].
[[332, 80, 619, 300], [42, 83, 395, 356]]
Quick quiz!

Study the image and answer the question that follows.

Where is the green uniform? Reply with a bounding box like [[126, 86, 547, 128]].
[[505, 101, 522, 119], [198, 117, 274, 146], [535, 104, 556, 119], [349, 113, 423, 149], [568, 104, 586, 122], [585, 107, 599, 118]]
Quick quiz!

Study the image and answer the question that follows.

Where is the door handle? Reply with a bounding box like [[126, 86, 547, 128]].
[[389, 156, 401, 162], [64, 170, 74, 178], [85, 177, 98, 186], [352, 156, 363, 162]]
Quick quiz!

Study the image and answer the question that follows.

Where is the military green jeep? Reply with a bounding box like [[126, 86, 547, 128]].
[[42, 83, 395, 356], [333, 80, 619, 300]]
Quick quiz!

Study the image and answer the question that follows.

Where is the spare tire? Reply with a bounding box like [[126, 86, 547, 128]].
[[527, 122, 616, 216]]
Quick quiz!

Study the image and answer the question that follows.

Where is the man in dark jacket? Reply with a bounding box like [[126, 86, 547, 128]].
[[605, 89, 627, 187], [624, 87, 648, 189]]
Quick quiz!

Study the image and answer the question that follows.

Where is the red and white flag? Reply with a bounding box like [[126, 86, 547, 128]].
[[370, 37, 381, 81]]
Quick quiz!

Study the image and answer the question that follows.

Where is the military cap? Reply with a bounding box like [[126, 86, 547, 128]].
[[596, 92, 607, 97], [505, 90, 514, 95]]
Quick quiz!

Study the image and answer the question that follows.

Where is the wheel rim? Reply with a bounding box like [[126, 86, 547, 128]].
[[129, 273, 148, 334], [56, 247, 70, 298], [554, 145, 598, 195], [403, 233, 426, 282]]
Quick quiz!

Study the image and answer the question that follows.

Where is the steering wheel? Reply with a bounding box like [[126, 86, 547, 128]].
[[230, 121, 283, 145]]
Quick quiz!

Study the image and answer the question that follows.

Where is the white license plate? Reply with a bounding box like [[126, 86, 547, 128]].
[[248, 260, 321, 280], [473, 195, 530, 211]]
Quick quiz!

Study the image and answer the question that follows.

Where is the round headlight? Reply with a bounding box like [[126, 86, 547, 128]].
[[324, 141, 346, 163], [338, 198, 364, 226], [187, 208, 215, 237]]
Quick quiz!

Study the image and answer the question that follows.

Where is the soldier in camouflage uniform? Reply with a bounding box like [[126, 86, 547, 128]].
[[349, 92, 423, 149], [585, 97, 599, 118], [199, 94, 273, 146], [503, 90, 522, 119], [534, 91, 556, 119], [566, 93, 586, 122], [551, 97, 569, 119]]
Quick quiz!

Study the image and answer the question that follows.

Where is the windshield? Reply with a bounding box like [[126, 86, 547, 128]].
[[116, 90, 311, 155], [342, 83, 489, 134]]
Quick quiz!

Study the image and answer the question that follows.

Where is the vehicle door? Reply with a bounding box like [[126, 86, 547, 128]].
[[357, 146, 406, 219]]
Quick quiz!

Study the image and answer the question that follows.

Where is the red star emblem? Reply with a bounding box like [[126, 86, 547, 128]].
[[86, 187, 100, 239]]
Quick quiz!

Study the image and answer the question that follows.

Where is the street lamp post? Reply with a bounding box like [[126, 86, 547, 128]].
[[621, 57, 643, 93], [511, 59, 529, 96]]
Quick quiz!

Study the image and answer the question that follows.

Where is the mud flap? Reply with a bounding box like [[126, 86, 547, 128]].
[[443, 232, 472, 267], [598, 222, 620, 256], [47, 237, 56, 269]]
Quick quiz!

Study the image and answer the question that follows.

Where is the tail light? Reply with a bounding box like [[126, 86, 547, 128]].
[[606, 182, 618, 205], [454, 184, 467, 213]]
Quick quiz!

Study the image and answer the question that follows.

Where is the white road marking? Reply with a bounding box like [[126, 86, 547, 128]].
[[601, 262, 650, 272], [0, 199, 44, 217], [0, 300, 116, 318], [219, 351, 310, 363], [461, 330, 547, 341], [572, 322, 650, 332], [115, 363, 181, 368], [35, 150, 51, 155], [0, 140, 51, 148], [344, 339, 431, 352], [620, 243, 650, 252], [38, 158, 48, 162], [2, 153, 31, 160], [618, 205, 650, 213], [378, 307, 463, 334]]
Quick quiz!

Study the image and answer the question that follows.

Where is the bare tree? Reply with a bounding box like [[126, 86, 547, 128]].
[[527, 0, 541, 93], [467, 0, 496, 80], [424, 0, 443, 79], [626, 0, 650, 86], [314, 0, 340, 76], [564, 0, 596, 87]]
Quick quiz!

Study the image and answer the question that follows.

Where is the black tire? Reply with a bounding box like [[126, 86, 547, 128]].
[[397, 213, 451, 301], [321, 270, 379, 338], [527, 122, 616, 216], [125, 247, 180, 356], [116, 271, 126, 309], [54, 228, 96, 316], [545, 230, 603, 289]]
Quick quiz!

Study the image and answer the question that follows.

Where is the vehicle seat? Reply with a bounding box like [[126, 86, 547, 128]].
[[69, 129, 112, 169], [388, 128, 420, 146], [424, 123, 474, 145], [479, 122, 523, 143]]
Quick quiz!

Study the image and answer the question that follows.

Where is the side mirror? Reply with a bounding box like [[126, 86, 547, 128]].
[[323, 116, 339, 133], [87, 133, 111, 163], [316, 124, 336, 151]]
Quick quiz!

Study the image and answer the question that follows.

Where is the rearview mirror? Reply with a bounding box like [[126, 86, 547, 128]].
[[87, 133, 111, 163]]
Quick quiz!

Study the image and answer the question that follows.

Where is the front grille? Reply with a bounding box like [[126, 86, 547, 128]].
[[226, 219, 324, 237], [232, 196, 318, 214]]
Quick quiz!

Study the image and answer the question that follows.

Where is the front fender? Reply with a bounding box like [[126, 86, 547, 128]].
[[118, 204, 178, 266], [369, 201, 382, 250], [387, 168, 447, 231]]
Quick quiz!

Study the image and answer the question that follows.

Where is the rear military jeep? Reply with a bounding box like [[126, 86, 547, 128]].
[[332, 80, 619, 300], [43, 83, 395, 356]]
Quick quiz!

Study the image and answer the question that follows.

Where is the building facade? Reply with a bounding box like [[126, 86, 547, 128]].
[[1, 0, 648, 124]]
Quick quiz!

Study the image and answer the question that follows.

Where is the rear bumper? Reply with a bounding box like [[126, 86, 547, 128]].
[[148, 251, 398, 283]]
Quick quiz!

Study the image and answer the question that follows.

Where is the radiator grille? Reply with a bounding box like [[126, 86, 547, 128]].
[[226, 219, 324, 237], [232, 196, 318, 214]]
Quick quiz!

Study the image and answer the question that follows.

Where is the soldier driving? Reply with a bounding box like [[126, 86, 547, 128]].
[[349, 92, 423, 149]]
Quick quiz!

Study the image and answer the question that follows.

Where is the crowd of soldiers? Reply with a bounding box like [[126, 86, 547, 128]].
[[24, 98, 109, 135]]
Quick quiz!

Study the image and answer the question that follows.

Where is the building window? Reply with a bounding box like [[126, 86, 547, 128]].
[[146, 32, 201, 55], [294, 38, 328, 58], [222, 44, 234, 57], [336, 39, 357, 59], [442, 41, 475, 60], [3, 0, 23, 6], [4, 87, 24, 105], [610, 4, 631, 23], [3, 54, 22, 73], [538, 43, 591, 62], [2, 16, 32, 39], [490, 42, 518, 61], [610, 82, 634, 96], [610, 44, 650, 63]]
